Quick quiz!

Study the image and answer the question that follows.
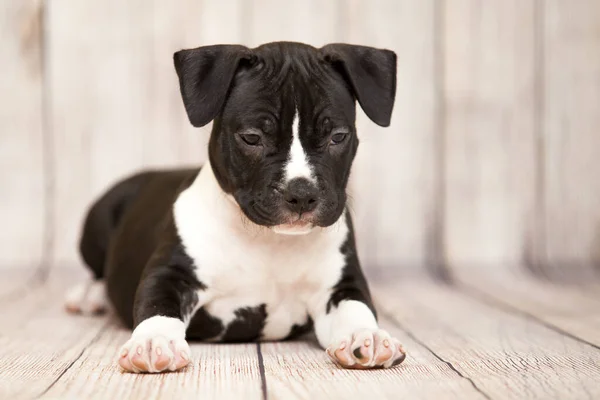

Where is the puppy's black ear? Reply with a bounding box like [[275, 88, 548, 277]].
[[321, 44, 397, 127], [174, 45, 254, 128]]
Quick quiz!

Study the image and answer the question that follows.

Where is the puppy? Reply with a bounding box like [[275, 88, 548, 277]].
[[66, 41, 406, 372]]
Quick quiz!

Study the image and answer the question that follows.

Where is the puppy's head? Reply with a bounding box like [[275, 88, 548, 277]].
[[174, 42, 396, 235]]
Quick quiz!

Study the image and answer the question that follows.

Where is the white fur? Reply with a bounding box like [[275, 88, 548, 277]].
[[313, 300, 378, 348], [313, 300, 405, 368], [271, 222, 313, 236], [120, 316, 191, 373], [131, 315, 187, 339], [64, 280, 108, 314], [284, 110, 315, 183], [173, 163, 349, 341]]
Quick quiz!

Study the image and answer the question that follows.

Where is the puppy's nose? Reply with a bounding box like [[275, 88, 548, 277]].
[[284, 178, 319, 214]]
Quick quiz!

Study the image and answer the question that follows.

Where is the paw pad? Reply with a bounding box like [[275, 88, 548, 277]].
[[327, 329, 406, 369], [118, 336, 191, 373]]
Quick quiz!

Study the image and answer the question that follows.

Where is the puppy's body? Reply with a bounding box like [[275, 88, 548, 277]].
[[69, 41, 406, 372], [87, 164, 369, 343]]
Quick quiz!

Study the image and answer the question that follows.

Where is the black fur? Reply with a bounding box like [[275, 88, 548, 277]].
[[326, 212, 376, 318], [78, 171, 154, 280], [186, 307, 225, 340], [221, 305, 268, 342], [284, 317, 314, 341], [97, 169, 199, 328], [174, 45, 255, 128], [320, 44, 396, 127]]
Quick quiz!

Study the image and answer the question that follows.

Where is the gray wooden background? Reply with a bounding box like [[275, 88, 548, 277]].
[[2, 0, 599, 278]]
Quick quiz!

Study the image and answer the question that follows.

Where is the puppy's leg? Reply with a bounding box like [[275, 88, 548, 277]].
[[118, 263, 204, 374], [310, 226, 406, 369]]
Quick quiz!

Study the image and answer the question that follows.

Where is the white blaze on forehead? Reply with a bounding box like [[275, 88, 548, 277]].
[[284, 110, 315, 183]]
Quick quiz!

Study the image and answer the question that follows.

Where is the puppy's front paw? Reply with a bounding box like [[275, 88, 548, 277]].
[[118, 335, 190, 373], [326, 329, 406, 369], [118, 316, 191, 373]]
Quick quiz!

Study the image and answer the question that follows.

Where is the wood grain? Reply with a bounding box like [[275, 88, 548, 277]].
[[47, 1, 147, 267], [260, 322, 487, 399], [375, 281, 600, 399], [46, 1, 246, 268], [443, 0, 538, 270], [141, 0, 246, 170], [0, 269, 263, 399], [0, 267, 44, 301], [245, 0, 338, 47], [456, 266, 600, 347], [0, 276, 108, 400], [41, 321, 264, 400], [542, 0, 600, 272], [4, 0, 600, 275], [341, 0, 438, 274], [1, 269, 600, 399], [0, 0, 45, 268]]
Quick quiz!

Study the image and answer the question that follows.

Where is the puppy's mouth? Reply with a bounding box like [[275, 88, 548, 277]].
[[271, 213, 316, 235]]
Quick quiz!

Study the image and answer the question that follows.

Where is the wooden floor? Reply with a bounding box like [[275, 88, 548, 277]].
[[1, 267, 599, 400]]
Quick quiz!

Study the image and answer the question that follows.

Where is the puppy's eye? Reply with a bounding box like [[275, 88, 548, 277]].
[[240, 133, 262, 146], [330, 129, 348, 145]]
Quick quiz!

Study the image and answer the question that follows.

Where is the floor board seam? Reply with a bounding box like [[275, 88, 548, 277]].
[[458, 282, 600, 351], [379, 308, 493, 400], [35, 319, 112, 399], [256, 343, 268, 400]]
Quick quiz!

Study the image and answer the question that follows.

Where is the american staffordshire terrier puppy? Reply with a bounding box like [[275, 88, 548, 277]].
[[66, 41, 405, 372]]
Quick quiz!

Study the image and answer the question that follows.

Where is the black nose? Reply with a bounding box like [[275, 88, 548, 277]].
[[284, 178, 319, 214]]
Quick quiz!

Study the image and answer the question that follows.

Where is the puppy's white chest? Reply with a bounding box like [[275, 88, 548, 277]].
[[192, 230, 345, 340], [173, 167, 349, 340], [204, 274, 315, 340]]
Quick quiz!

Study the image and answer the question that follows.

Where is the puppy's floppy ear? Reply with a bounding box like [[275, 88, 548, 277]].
[[174, 44, 254, 128], [321, 44, 397, 127]]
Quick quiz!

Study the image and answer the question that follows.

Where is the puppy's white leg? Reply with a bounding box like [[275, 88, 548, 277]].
[[313, 299, 406, 369], [64, 279, 108, 315]]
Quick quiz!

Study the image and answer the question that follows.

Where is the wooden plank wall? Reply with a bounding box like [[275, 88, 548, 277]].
[[1, 0, 599, 277], [443, 0, 537, 270], [542, 0, 600, 275], [0, 0, 45, 268]]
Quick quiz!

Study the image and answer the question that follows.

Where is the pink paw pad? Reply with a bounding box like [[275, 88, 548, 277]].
[[118, 336, 191, 373], [326, 329, 406, 369]]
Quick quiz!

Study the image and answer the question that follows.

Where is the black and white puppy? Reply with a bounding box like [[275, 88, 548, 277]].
[[65, 41, 405, 372]]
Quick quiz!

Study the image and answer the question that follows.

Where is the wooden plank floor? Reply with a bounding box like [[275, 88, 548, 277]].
[[1, 268, 599, 400]]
